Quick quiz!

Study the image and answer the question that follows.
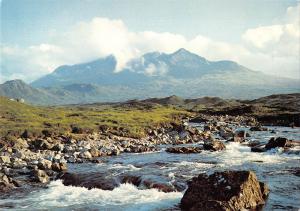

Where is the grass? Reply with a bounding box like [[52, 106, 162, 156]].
[[0, 96, 190, 139]]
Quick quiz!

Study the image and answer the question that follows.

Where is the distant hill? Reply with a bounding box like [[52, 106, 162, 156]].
[[1, 49, 299, 105]]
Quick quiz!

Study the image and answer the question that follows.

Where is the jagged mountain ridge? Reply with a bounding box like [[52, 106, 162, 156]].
[[1, 49, 299, 105], [31, 48, 253, 87]]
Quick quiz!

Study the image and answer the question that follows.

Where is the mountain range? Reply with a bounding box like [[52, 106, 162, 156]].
[[1, 48, 299, 105]]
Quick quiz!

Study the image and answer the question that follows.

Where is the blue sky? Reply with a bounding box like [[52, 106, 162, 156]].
[[1, 0, 300, 82]]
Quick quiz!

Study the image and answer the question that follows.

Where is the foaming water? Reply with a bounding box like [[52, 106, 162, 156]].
[[1, 180, 182, 211]]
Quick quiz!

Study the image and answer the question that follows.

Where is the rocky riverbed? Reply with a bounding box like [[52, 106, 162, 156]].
[[1, 114, 300, 210]]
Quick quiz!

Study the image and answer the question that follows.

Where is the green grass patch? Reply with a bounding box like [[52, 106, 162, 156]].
[[0, 96, 190, 138]]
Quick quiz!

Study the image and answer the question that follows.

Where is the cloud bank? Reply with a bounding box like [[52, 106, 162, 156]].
[[1, 3, 299, 82]]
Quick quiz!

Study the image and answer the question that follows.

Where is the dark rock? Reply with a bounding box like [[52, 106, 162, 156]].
[[251, 147, 267, 153], [31, 139, 53, 150], [52, 144, 64, 151], [42, 130, 53, 137], [203, 140, 226, 151], [189, 116, 209, 123], [166, 146, 202, 154], [71, 126, 83, 134], [265, 137, 293, 150], [60, 172, 119, 190], [250, 126, 268, 131], [180, 171, 269, 211], [120, 175, 142, 187], [143, 180, 176, 192], [21, 129, 33, 139]]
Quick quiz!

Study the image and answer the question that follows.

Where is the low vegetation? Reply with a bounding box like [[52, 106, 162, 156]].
[[0, 96, 190, 139]]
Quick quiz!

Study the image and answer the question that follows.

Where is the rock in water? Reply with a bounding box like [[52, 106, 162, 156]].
[[166, 146, 202, 154], [203, 140, 226, 151], [265, 137, 293, 150], [180, 171, 269, 211]]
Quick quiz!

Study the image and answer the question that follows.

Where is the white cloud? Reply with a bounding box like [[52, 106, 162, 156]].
[[1, 3, 299, 83], [144, 62, 169, 76]]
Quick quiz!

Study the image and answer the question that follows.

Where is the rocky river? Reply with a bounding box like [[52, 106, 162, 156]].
[[0, 118, 300, 210]]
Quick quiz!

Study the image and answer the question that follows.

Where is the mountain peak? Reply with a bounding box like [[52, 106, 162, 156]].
[[172, 48, 192, 55], [2, 79, 27, 87]]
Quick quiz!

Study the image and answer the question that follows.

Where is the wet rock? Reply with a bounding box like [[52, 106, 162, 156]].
[[180, 171, 269, 211], [120, 175, 142, 187], [251, 146, 267, 153], [203, 140, 226, 151], [247, 140, 261, 147], [32, 169, 49, 183], [166, 146, 202, 154], [60, 172, 118, 190], [143, 180, 176, 192], [250, 126, 268, 131], [265, 137, 293, 150]]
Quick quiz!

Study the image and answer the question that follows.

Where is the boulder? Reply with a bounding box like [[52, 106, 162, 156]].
[[166, 146, 202, 154], [203, 140, 226, 151], [265, 137, 293, 150], [181, 171, 269, 211]]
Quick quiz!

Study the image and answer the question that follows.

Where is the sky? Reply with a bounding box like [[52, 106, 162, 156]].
[[1, 0, 299, 82]]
